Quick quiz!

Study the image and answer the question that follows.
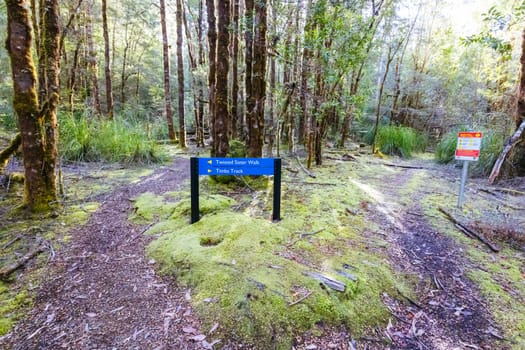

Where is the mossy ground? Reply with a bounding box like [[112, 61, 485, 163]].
[[133, 158, 413, 347]]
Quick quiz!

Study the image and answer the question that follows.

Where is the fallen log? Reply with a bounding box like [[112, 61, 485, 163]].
[[0, 243, 47, 280], [489, 119, 525, 184], [438, 207, 500, 252]]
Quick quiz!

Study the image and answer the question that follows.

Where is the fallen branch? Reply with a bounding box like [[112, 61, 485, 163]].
[[0, 243, 47, 280], [486, 187, 525, 196], [288, 290, 313, 307], [294, 155, 316, 178], [2, 234, 23, 249], [438, 207, 500, 252], [366, 161, 426, 170], [489, 119, 525, 184], [282, 180, 338, 186]]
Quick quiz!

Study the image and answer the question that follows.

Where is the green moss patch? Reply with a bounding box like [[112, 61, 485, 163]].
[[139, 161, 412, 347]]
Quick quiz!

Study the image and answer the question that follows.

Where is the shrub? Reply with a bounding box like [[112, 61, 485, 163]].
[[366, 125, 427, 158]]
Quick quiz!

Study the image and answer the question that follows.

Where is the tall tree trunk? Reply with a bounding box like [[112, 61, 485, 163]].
[[206, 0, 217, 155], [244, 0, 254, 148], [86, 2, 102, 116], [68, 36, 82, 112], [230, 0, 240, 140], [268, 1, 276, 155], [176, 0, 186, 147], [101, 0, 113, 118], [299, 0, 313, 146], [183, 0, 203, 147], [159, 0, 177, 142], [214, 0, 230, 156], [372, 47, 393, 153], [120, 23, 129, 105], [5, 0, 59, 211], [247, 0, 266, 157], [196, 0, 205, 146]]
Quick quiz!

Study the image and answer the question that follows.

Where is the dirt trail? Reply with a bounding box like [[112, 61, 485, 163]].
[[1, 158, 211, 349], [0, 156, 513, 350], [353, 164, 502, 350]]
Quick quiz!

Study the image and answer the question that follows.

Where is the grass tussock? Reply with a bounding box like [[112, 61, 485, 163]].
[[366, 125, 427, 158], [59, 112, 166, 164]]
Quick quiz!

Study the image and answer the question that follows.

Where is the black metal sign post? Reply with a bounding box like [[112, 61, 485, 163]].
[[190, 157, 282, 224]]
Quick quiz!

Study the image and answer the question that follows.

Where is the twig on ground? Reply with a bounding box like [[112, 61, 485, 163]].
[[438, 207, 500, 252], [294, 155, 316, 178], [2, 234, 23, 249], [0, 243, 47, 280], [288, 290, 313, 307]]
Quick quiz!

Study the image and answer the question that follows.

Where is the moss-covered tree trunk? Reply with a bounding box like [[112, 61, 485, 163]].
[[5, 0, 58, 211]]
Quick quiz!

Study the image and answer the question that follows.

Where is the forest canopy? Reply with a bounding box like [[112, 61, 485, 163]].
[[1, 0, 525, 210]]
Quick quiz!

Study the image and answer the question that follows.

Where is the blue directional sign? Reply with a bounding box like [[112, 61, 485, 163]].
[[198, 157, 275, 176], [190, 157, 282, 223]]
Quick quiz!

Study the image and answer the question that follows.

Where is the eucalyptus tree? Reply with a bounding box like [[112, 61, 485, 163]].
[[101, 0, 113, 118]]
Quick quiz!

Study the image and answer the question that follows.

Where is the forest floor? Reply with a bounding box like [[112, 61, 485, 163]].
[[0, 146, 524, 350]]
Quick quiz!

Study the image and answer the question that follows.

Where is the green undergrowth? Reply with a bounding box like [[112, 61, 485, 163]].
[[59, 112, 167, 164], [133, 162, 413, 348], [365, 125, 427, 158], [435, 129, 504, 176]]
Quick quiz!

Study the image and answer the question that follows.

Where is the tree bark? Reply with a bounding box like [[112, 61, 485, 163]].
[[196, 0, 205, 146], [214, 0, 230, 156], [101, 0, 113, 118], [245, 0, 254, 148], [86, 1, 102, 116], [206, 0, 217, 155], [159, 0, 177, 142], [247, 0, 267, 157], [5, 0, 58, 211], [176, 0, 187, 147], [230, 0, 240, 140]]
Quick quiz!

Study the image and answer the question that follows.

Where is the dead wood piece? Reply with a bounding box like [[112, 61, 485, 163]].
[[335, 269, 357, 281], [0, 243, 47, 280], [284, 166, 299, 174], [366, 161, 426, 170], [288, 290, 313, 307], [346, 208, 359, 216], [438, 207, 500, 252], [299, 228, 325, 238], [294, 155, 316, 178], [305, 271, 346, 292], [489, 119, 525, 184], [2, 234, 23, 249], [455, 223, 474, 239], [490, 187, 525, 196]]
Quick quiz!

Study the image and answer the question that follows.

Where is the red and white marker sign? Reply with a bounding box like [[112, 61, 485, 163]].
[[455, 132, 482, 161]]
